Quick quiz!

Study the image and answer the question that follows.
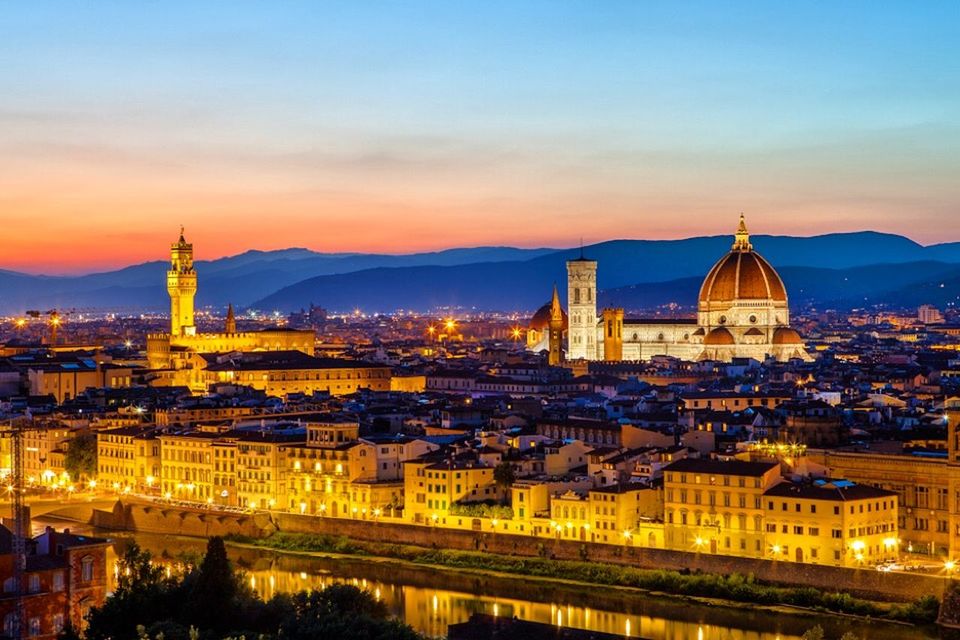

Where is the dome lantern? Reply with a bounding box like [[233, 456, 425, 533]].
[[732, 213, 752, 252]]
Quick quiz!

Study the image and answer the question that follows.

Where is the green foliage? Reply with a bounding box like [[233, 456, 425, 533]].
[[64, 431, 97, 480], [85, 536, 422, 640], [448, 501, 513, 520], [276, 586, 421, 640], [801, 626, 825, 640], [238, 532, 941, 625]]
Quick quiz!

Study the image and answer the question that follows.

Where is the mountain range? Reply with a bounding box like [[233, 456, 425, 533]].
[[2, 232, 960, 315]]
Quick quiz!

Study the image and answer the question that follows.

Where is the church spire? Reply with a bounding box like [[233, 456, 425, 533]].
[[225, 303, 236, 334], [732, 212, 752, 251], [550, 283, 563, 321]]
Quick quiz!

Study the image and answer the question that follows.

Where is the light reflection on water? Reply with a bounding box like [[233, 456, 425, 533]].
[[40, 521, 935, 640]]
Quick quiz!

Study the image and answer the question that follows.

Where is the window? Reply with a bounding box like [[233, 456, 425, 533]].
[[2, 578, 14, 593], [29, 617, 40, 637], [28, 575, 39, 593], [52, 615, 64, 634], [81, 556, 95, 582]]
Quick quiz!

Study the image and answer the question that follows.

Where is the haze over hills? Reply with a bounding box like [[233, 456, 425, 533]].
[[2, 232, 960, 315]]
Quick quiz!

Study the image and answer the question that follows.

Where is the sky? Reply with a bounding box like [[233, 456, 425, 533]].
[[2, 1, 959, 273]]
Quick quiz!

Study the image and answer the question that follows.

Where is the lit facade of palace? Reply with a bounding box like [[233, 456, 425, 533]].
[[146, 230, 316, 379], [528, 215, 812, 363]]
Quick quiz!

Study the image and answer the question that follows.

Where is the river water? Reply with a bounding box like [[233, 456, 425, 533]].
[[36, 520, 938, 640]]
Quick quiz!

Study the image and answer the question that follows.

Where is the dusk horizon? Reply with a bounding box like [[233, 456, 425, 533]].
[[8, 223, 960, 276], [4, 1, 958, 272]]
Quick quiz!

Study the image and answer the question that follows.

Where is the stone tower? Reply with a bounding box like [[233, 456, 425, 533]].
[[225, 303, 237, 334], [548, 284, 564, 366], [601, 308, 624, 361], [566, 254, 598, 360], [167, 228, 197, 337]]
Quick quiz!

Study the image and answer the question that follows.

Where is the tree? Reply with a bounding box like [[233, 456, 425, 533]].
[[801, 626, 825, 640], [493, 462, 516, 504], [187, 536, 240, 632], [116, 541, 166, 592], [279, 586, 422, 640], [64, 431, 97, 481], [86, 544, 178, 640]]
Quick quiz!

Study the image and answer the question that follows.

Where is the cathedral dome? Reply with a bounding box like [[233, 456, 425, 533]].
[[773, 327, 804, 344], [699, 215, 787, 305], [529, 302, 568, 331], [704, 327, 735, 345]]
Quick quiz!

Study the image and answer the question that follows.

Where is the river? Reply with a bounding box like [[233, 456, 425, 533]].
[[35, 520, 939, 640]]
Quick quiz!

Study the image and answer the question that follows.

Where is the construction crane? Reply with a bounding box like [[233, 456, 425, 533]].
[[2, 418, 49, 640]]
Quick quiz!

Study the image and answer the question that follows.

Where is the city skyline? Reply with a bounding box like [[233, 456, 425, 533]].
[[3, 1, 959, 272]]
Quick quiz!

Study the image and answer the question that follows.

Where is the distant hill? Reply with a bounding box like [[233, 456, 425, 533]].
[[0, 246, 556, 313], [4, 231, 960, 314], [601, 262, 960, 311], [253, 232, 960, 313]]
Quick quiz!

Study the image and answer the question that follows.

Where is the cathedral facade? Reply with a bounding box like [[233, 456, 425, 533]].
[[146, 231, 315, 375], [530, 215, 811, 363]]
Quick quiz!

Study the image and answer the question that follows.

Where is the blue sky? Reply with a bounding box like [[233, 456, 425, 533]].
[[1, 1, 958, 272]]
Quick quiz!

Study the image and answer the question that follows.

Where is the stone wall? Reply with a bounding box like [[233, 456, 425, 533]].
[[274, 512, 947, 603], [86, 501, 947, 603]]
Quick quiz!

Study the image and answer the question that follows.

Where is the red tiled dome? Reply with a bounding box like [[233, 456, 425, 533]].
[[699, 251, 787, 304]]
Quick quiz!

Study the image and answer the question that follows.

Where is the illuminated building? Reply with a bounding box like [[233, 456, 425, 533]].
[[403, 458, 497, 525], [200, 350, 391, 397], [159, 431, 222, 501], [663, 458, 781, 557], [0, 526, 110, 637], [26, 356, 134, 404], [531, 215, 812, 363], [763, 480, 898, 567], [146, 230, 315, 380], [235, 431, 304, 510], [96, 426, 159, 494]]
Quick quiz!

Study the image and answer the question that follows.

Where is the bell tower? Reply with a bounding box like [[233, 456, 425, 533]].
[[566, 253, 598, 360], [167, 227, 197, 337]]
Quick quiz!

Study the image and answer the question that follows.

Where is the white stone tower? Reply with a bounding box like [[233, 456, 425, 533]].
[[566, 255, 598, 360]]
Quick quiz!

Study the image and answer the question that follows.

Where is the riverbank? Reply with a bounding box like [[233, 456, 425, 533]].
[[225, 532, 940, 627]]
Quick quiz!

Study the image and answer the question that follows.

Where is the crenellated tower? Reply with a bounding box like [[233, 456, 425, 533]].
[[566, 254, 598, 360], [167, 227, 197, 337]]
